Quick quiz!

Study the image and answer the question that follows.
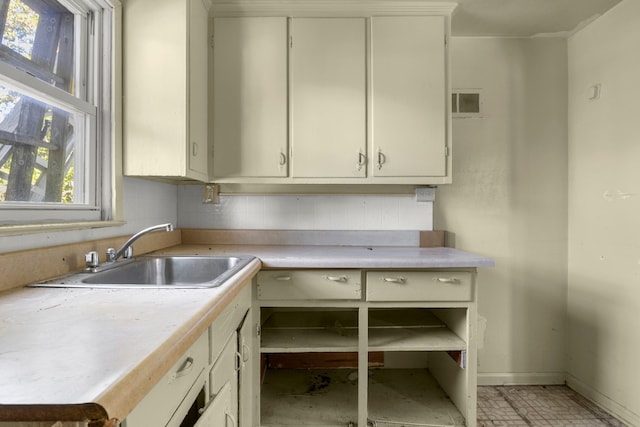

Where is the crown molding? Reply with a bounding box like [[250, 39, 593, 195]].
[[211, 1, 457, 17]]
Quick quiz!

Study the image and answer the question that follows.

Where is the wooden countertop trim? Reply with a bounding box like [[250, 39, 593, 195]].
[[0, 403, 107, 423]]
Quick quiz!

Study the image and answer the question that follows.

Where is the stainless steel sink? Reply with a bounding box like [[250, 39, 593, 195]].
[[33, 255, 255, 289]]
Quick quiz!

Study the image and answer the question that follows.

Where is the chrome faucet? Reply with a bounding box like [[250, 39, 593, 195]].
[[105, 223, 174, 262]]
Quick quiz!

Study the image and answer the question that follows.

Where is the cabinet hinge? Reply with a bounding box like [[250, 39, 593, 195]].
[[445, 146, 450, 157], [210, 34, 214, 49], [256, 324, 261, 337], [289, 35, 293, 48]]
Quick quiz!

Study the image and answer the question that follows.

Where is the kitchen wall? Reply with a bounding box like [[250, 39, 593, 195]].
[[0, 177, 178, 253], [566, 0, 640, 424], [179, 35, 570, 387], [436, 37, 569, 384], [178, 187, 433, 230]]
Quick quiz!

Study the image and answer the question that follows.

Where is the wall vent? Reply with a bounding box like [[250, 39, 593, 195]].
[[452, 89, 483, 118]]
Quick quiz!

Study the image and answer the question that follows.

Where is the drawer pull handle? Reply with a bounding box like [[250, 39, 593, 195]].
[[173, 356, 194, 380], [274, 275, 292, 281], [434, 277, 459, 284], [326, 275, 348, 282], [226, 412, 237, 427], [383, 276, 406, 284]]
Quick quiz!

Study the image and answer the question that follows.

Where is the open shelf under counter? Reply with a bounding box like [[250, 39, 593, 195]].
[[260, 308, 359, 353], [261, 368, 358, 426], [368, 327, 466, 352], [368, 308, 467, 352], [368, 368, 466, 427]]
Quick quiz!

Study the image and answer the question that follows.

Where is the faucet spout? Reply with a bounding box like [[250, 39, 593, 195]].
[[107, 223, 174, 262]]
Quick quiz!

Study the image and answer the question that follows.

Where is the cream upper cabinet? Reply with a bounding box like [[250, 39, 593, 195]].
[[212, 17, 288, 179], [124, 0, 209, 182], [370, 16, 448, 179], [209, 4, 453, 185], [290, 18, 366, 178]]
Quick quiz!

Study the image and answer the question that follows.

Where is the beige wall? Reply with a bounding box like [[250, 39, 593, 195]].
[[566, 1, 640, 424], [436, 37, 568, 384]]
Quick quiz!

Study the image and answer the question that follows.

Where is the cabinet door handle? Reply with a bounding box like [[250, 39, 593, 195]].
[[242, 343, 250, 363], [274, 275, 292, 281], [326, 275, 348, 283], [279, 151, 287, 166], [377, 149, 386, 170], [172, 356, 194, 380], [192, 141, 198, 156], [357, 151, 366, 171], [235, 351, 243, 372], [434, 277, 460, 284], [382, 276, 406, 284], [225, 412, 237, 427]]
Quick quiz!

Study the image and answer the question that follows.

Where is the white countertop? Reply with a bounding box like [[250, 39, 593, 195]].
[[157, 244, 495, 269], [0, 244, 492, 425]]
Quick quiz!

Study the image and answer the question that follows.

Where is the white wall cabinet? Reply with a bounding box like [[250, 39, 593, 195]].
[[123, 0, 209, 182], [210, 4, 454, 186], [290, 18, 367, 179], [212, 17, 288, 179], [254, 268, 477, 426], [370, 16, 448, 179]]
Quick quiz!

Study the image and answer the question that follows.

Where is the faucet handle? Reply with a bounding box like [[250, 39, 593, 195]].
[[106, 248, 116, 262], [122, 246, 133, 259], [85, 251, 100, 269]]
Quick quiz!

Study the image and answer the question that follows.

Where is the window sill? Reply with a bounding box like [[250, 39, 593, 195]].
[[0, 221, 126, 237]]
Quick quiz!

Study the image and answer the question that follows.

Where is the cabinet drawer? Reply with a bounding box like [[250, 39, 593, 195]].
[[125, 331, 208, 427], [257, 270, 361, 300], [210, 285, 250, 364], [366, 271, 472, 301]]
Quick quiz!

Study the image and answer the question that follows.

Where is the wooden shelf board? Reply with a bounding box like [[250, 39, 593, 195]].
[[261, 328, 359, 353], [368, 327, 466, 352]]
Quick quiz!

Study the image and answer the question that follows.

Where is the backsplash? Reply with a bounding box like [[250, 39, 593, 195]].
[[178, 186, 434, 231]]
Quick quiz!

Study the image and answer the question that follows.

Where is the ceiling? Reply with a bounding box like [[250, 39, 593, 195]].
[[451, 0, 622, 37]]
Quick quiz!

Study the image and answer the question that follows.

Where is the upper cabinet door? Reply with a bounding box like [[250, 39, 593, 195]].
[[290, 18, 367, 178], [124, 0, 209, 182], [371, 16, 447, 178], [188, 0, 209, 178], [212, 17, 288, 178]]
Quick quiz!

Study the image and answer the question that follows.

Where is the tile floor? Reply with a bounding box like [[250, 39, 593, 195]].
[[478, 385, 627, 426]]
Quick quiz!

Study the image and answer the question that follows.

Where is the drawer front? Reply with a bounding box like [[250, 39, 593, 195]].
[[125, 331, 208, 427], [366, 271, 473, 302], [257, 270, 361, 300], [210, 284, 250, 364]]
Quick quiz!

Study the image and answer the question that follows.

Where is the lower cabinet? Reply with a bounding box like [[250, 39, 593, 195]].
[[124, 285, 252, 427], [255, 269, 477, 427], [123, 332, 209, 427]]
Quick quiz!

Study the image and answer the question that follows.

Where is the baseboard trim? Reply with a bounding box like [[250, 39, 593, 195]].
[[566, 374, 640, 427], [478, 372, 566, 386]]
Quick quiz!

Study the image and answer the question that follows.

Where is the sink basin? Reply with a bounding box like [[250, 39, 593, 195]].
[[33, 255, 255, 289]]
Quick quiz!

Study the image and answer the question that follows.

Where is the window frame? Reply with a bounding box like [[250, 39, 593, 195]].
[[0, 0, 120, 231]]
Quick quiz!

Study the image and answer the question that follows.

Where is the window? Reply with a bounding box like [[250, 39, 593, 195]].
[[0, 0, 115, 225]]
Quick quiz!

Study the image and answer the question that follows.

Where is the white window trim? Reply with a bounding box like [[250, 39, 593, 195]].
[[0, 0, 122, 233]]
